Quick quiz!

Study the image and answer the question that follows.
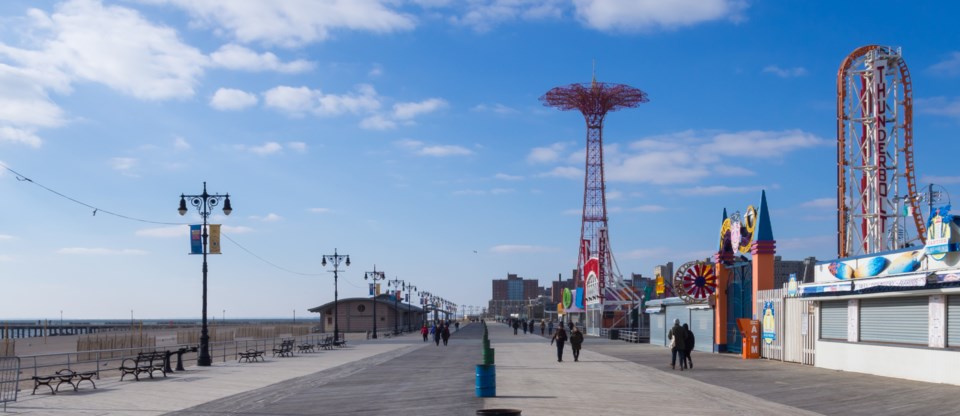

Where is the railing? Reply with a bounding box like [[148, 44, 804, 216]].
[[598, 328, 650, 343], [0, 357, 18, 412], [11, 333, 332, 393]]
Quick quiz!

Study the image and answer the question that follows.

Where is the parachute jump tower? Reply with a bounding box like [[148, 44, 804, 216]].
[[837, 45, 925, 258], [540, 77, 648, 311]]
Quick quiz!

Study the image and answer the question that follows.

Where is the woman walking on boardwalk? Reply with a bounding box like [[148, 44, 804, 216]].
[[434, 324, 442, 346], [441, 325, 451, 346], [683, 323, 695, 369], [550, 326, 568, 362], [421, 324, 429, 342], [540, 320, 546, 336], [570, 327, 584, 362]]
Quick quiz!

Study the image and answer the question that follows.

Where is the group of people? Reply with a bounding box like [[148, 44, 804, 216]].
[[549, 323, 584, 362], [420, 322, 452, 346], [668, 318, 695, 370]]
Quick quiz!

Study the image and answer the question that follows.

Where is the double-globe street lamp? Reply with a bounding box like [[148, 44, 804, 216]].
[[321, 249, 350, 343], [364, 266, 386, 339], [387, 277, 416, 333], [178, 182, 232, 367]]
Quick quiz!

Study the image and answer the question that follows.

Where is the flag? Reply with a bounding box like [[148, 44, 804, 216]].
[[208, 224, 221, 254], [369, 283, 375, 296], [375, 283, 381, 296], [190, 225, 202, 254]]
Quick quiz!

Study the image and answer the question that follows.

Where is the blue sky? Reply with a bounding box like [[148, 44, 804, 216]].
[[2, 0, 959, 320]]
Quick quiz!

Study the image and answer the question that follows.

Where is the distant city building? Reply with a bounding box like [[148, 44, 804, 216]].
[[489, 273, 541, 319]]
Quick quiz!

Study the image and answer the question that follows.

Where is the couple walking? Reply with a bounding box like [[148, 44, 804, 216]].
[[549, 325, 584, 362], [668, 318, 695, 370]]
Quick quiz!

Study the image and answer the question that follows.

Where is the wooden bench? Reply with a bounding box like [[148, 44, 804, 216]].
[[272, 339, 294, 357], [333, 335, 347, 348], [317, 335, 334, 350], [31, 369, 98, 395], [119, 351, 167, 381], [237, 349, 265, 362], [297, 343, 315, 353]]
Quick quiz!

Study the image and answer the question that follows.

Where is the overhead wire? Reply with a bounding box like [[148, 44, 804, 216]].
[[1, 162, 326, 278]]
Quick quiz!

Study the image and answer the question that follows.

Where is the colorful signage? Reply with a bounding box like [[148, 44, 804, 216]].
[[562, 288, 572, 309], [761, 301, 776, 344], [736, 318, 761, 359], [655, 274, 664, 295], [189, 224, 202, 254], [926, 214, 954, 261], [787, 273, 798, 297]]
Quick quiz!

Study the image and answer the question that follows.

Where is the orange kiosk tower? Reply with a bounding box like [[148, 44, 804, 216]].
[[714, 190, 776, 357]]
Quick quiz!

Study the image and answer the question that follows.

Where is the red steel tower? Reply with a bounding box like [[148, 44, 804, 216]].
[[540, 78, 648, 304]]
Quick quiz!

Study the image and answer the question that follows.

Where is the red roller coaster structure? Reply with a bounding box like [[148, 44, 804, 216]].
[[540, 78, 648, 310], [837, 45, 925, 258]]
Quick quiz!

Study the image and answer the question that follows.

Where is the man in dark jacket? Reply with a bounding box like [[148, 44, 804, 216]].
[[683, 323, 695, 369], [550, 326, 568, 362], [667, 319, 687, 370], [570, 327, 584, 362]]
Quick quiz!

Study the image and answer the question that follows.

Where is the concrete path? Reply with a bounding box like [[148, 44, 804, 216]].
[[6, 322, 960, 415]]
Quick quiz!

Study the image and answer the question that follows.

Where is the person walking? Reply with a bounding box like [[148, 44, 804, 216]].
[[441, 324, 451, 346], [512, 319, 519, 335], [570, 327, 584, 362], [420, 324, 429, 342], [550, 325, 568, 362], [522, 320, 528, 334], [548, 320, 554, 335], [683, 323, 695, 369], [434, 324, 442, 346], [567, 320, 574, 332], [668, 319, 688, 370], [540, 320, 546, 336]]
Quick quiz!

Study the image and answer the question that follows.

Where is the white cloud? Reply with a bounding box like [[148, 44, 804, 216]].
[[157, 0, 416, 47], [0, 126, 43, 148], [448, 0, 564, 32], [110, 157, 137, 172], [0, 254, 13, 262], [210, 44, 313, 73], [494, 173, 523, 181], [572, 0, 747, 32], [667, 185, 768, 196], [606, 130, 827, 184], [419, 145, 472, 156], [287, 142, 307, 153], [763, 65, 808, 78], [136, 226, 186, 238], [527, 142, 570, 164], [248, 142, 283, 155], [210, 88, 258, 111], [473, 103, 518, 114], [396, 139, 473, 157], [490, 244, 555, 254], [222, 225, 253, 234], [801, 198, 835, 209], [929, 52, 960, 77], [308, 208, 331, 214], [251, 213, 283, 222], [360, 114, 397, 130], [629, 205, 667, 213], [57, 247, 148, 255], [0, 234, 14, 241], [453, 188, 515, 196], [538, 166, 582, 179], [264, 84, 381, 117], [916, 96, 960, 118], [393, 98, 447, 120], [923, 175, 960, 185], [20, 0, 207, 100], [173, 136, 191, 150], [620, 247, 671, 259]]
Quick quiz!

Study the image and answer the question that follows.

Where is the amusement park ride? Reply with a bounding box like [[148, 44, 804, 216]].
[[541, 75, 648, 331], [539, 44, 943, 335]]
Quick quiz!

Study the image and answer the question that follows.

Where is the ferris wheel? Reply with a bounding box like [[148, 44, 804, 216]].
[[673, 260, 716, 303], [836, 45, 925, 258]]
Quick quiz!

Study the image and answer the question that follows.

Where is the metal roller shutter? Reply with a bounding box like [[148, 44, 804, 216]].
[[859, 296, 927, 345], [820, 300, 847, 340], [950, 295, 960, 347], [666, 305, 687, 344], [689, 308, 714, 353], [650, 313, 666, 346]]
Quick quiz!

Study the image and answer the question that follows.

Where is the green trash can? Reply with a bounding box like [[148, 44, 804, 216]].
[[482, 347, 495, 365]]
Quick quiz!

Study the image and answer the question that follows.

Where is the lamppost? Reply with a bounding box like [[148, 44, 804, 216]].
[[388, 277, 416, 334], [421, 291, 432, 326], [364, 266, 385, 339], [321, 249, 350, 343], [178, 181, 232, 367]]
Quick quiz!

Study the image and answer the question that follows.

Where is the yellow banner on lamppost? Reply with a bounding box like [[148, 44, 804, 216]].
[[655, 274, 665, 295]]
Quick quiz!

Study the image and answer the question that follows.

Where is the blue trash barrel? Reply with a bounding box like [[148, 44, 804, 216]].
[[475, 364, 496, 397]]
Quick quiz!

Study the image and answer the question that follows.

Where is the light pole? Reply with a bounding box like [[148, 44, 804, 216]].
[[404, 282, 417, 331], [364, 266, 385, 339], [387, 277, 404, 334], [321, 249, 350, 343], [178, 181, 232, 367]]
